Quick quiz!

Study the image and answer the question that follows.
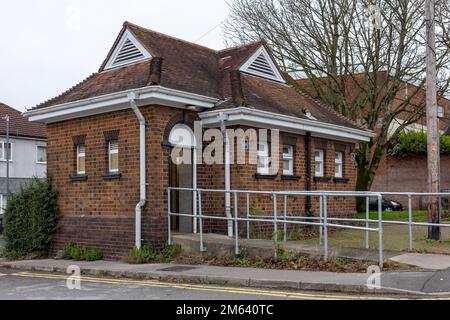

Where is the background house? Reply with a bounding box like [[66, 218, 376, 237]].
[[0, 103, 47, 231], [297, 73, 450, 207]]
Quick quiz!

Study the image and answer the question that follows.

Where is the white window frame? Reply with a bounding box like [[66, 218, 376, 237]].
[[335, 151, 343, 178], [0, 141, 13, 162], [108, 140, 119, 173], [0, 194, 6, 216], [438, 105, 444, 118], [315, 149, 324, 177], [257, 141, 270, 175], [282, 145, 294, 175], [36, 145, 47, 164], [76, 144, 86, 175]]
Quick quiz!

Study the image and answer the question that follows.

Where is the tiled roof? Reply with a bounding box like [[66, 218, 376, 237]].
[[32, 21, 363, 131], [0, 103, 46, 139]]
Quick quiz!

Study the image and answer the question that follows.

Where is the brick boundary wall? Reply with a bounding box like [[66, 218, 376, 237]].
[[371, 154, 450, 209]]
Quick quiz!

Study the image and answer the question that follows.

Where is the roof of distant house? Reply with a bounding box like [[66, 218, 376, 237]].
[[32, 21, 364, 131], [0, 103, 46, 139]]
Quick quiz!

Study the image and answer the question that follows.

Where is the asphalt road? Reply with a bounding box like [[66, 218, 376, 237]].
[[0, 267, 406, 301]]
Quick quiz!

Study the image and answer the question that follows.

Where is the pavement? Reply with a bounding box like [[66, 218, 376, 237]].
[[390, 253, 450, 270], [1, 258, 449, 297]]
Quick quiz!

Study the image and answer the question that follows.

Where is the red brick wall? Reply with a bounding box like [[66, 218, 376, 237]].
[[371, 154, 450, 208], [197, 129, 358, 238], [47, 107, 359, 259], [47, 105, 196, 259]]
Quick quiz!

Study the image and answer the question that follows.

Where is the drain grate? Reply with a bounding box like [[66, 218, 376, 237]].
[[157, 266, 198, 272]]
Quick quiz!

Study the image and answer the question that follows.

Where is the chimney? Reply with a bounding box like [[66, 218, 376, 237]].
[[230, 70, 246, 106], [148, 57, 163, 85]]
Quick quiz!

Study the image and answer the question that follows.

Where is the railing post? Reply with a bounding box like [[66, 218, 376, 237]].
[[168, 188, 172, 245], [365, 196, 370, 249], [246, 192, 250, 240], [283, 194, 287, 242], [273, 193, 278, 243], [323, 194, 328, 261], [198, 190, 205, 252], [234, 192, 239, 255], [319, 195, 323, 245], [408, 194, 413, 251], [377, 194, 384, 268]]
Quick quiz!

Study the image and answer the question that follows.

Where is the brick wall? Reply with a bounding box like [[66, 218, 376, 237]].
[[47, 105, 196, 259], [371, 154, 450, 208], [47, 106, 359, 259]]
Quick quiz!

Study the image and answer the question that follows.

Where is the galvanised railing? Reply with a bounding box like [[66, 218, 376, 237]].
[[167, 188, 450, 269]]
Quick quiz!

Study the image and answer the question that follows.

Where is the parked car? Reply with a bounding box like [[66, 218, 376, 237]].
[[368, 197, 403, 212]]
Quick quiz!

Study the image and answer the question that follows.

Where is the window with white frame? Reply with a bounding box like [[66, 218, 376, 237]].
[[76, 144, 86, 175], [0, 142, 12, 161], [314, 149, 324, 177], [108, 140, 119, 173], [0, 194, 6, 216], [257, 141, 270, 175], [282, 145, 294, 175], [438, 105, 444, 118], [36, 146, 47, 163], [335, 151, 343, 178]]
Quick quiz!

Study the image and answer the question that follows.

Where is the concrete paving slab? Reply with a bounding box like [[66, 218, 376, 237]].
[[390, 253, 450, 270]]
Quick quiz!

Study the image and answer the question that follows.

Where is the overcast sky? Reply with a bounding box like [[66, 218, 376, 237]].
[[0, 0, 229, 111]]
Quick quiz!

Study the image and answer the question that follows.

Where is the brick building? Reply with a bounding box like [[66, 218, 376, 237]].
[[25, 22, 372, 259]]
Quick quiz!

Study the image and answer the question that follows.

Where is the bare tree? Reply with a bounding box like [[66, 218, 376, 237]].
[[225, 0, 450, 211]]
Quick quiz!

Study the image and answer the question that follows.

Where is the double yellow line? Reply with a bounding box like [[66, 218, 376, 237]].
[[10, 271, 399, 300]]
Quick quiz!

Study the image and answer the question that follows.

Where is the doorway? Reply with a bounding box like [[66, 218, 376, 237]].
[[168, 124, 197, 233]]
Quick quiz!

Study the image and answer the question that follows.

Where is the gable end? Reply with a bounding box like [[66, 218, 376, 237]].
[[240, 46, 285, 83], [103, 29, 152, 70]]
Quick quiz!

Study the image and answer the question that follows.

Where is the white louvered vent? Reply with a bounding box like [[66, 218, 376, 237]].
[[240, 47, 285, 82], [247, 53, 277, 78], [113, 39, 145, 65], [104, 30, 152, 70]]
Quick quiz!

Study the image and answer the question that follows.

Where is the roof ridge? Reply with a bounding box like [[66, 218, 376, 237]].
[[217, 40, 264, 54], [33, 73, 97, 110], [124, 21, 219, 54]]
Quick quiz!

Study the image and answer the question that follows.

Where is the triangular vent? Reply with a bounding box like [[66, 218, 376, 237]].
[[113, 39, 145, 65], [247, 53, 277, 78], [104, 30, 152, 70], [240, 46, 285, 82]]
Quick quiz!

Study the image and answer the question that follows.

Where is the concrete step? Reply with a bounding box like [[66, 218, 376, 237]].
[[172, 233, 400, 262]]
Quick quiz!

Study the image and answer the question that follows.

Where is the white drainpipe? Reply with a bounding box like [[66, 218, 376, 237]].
[[219, 113, 233, 237], [128, 92, 146, 249]]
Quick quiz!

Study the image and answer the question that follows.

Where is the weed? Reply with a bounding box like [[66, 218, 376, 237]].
[[126, 245, 156, 264]]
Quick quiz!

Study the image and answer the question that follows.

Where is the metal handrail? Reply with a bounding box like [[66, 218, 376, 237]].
[[167, 187, 450, 269], [167, 187, 386, 267]]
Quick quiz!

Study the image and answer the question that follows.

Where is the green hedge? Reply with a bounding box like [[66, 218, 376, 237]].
[[3, 177, 58, 257], [389, 131, 450, 157]]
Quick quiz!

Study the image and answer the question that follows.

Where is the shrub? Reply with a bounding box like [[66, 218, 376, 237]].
[[160, 244, 182, 262], [389, 131, 450, 157], [62, 242, 103, 261], [126, 245, 156, 264], [0, 246, 5, 257], [3, 178, 58, 258]]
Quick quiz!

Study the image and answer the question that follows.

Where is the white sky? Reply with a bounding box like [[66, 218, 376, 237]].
[[0, 0, 229, 111]]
